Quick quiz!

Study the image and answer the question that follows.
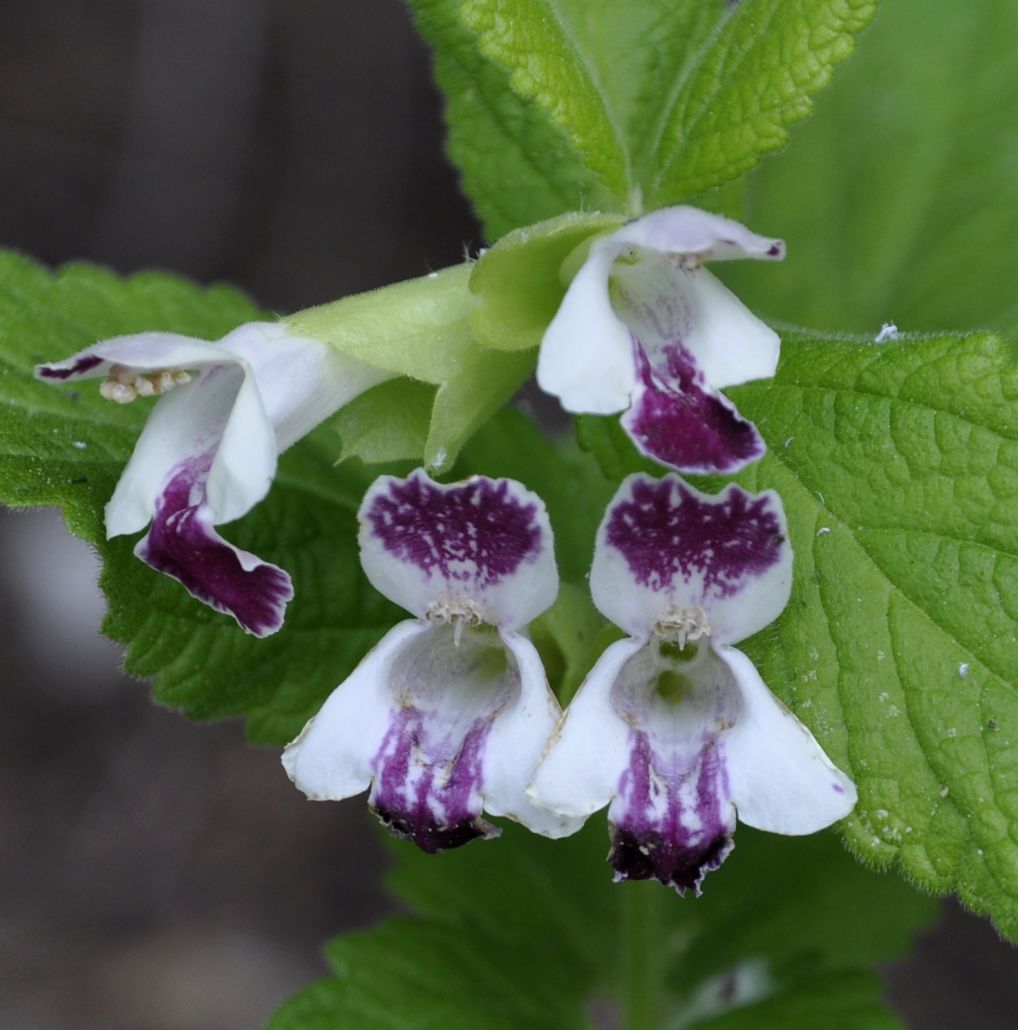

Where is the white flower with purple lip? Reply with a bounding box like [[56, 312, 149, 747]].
[[282, 469, 579, 852], [529, 473, 856, 894], [536, 205, 785, 475], [37, 322, 391, 636]]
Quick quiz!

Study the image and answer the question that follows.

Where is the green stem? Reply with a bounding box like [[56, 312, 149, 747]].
[[622, 881, 666, 1030]]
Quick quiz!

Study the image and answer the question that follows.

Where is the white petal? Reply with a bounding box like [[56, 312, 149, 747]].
[[528, 637, 644, 820], [217, 322, 392, 453], [612, 257, 779, 390], [107, 323, 392, 535], [611, 206, 785, 264], [536, 240, 636, 413], [35, 331, 231, 383], [358, 470, 558, 630], [282, 620, 426, 800], [204, 364, 279, 525], [590, 474, 792, 645], [481, 632, 584, 838], [720, 646, 857, 834]]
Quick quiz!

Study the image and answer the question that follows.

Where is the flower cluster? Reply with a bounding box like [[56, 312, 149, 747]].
[[283, 468, 855, 892], [37, 205, 856, 891]]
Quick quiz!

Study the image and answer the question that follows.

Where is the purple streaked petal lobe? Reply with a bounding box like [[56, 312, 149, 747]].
[[359, 470, 558, 630], [135, 455, 292, 636], [367, 624, 513, 853], [533, 636, 742, 894], [591, 474, 792, 644], [608, 733, 734, 894], [622, 343, 765, 474], [371, 701, 499, 852], [604, 641, 740, 894], [283, 621, 571, 852], [612, 257, 780, 394], [719, 646, 857, 832]]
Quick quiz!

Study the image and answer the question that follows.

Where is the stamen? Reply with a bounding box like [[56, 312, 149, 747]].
[[674, 252, 705, 271], [653, 604, 711, 650], [98, 363, 192, 404], [425, 598, 489, 647]]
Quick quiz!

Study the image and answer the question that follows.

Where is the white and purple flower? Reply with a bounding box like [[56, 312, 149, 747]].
[[536, 206, 784, 475], [282, 469, 579, 851], [37, 322, 391, 636], [529, 473, 855, 894]]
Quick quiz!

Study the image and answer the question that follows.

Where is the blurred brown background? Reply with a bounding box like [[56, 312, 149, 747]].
[[0, 2, 1015, 1027]]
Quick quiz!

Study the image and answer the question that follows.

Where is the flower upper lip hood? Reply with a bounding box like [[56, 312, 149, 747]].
[[37, 321, 391, 636], [283, 469, 581, 852], [536, 205, 784, 476], [529, 472, 856, 894]]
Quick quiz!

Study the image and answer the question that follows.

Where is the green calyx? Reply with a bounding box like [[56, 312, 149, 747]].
[[289, 264, 533, 473], [468, 210, 624, 352], [289, 212, 624, 471]]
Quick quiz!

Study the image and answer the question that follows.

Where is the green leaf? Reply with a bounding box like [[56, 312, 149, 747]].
[[271, 916, 586, 1030], [0, 251, 400, 744], [274, 818, 932, 1027], [643, 0, 876, 207], [685, 970, 899, 1030], [405, 0, 606, 241], [579, 327, 1018, 940], [722, 0, 1018, 333], [735, 329, 1018, 941], [459, 0, 874, 210]]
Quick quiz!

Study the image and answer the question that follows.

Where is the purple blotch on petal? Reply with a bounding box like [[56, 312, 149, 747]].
[[623, 346, 765, 475], [37, 354, 104, 380], [370, 706, 499, 853], [611, 827, 732, 893], [604, 475, 784, 597], [366, 473, 542, 587], [136, 457, 293, 637]]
